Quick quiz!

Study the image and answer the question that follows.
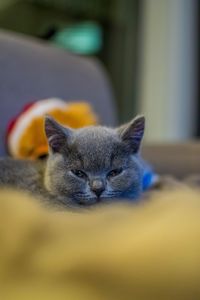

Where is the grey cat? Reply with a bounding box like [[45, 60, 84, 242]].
[[0, 115, 145, 208]]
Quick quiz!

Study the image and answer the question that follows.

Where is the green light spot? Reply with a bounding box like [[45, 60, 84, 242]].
[[52, 21, 102, 55]]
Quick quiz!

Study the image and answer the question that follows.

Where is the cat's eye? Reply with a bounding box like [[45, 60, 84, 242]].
[[71, 169, 87, 179], [107, 168, 123, 178]]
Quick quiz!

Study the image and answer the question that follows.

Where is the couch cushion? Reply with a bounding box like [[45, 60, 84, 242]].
[[142, 142, 200, 178]]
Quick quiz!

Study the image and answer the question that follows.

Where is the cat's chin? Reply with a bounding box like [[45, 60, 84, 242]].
[[76, 197, 101, 206], [76, 196, 122, 206]]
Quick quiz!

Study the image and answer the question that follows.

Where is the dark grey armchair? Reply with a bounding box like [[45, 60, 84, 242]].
[[0, 29, 117, 156]]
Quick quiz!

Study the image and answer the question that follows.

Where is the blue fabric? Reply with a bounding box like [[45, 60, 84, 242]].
[[142, 169, 158, 191], [139, 156, 158, 191]]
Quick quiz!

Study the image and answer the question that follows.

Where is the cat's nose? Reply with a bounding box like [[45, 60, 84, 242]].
[[90, 179, 105, 197]]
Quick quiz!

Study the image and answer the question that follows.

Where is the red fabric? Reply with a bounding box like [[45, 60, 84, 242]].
[[6, 102, 35, 141]]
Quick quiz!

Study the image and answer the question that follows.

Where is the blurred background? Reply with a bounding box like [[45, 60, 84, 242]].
[[0, 0, 199, 142]]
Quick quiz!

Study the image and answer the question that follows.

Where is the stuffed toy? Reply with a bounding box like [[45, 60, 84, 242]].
[[6, 98, 97, 159]]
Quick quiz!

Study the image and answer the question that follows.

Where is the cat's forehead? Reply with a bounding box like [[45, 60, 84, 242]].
[[69, 126, 125, 170], [74, 126, 119, 146]]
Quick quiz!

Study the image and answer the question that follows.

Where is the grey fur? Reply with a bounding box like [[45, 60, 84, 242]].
[[0, 115, 145, 208]]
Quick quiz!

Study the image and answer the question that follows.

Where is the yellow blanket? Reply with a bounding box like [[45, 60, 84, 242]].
[[0, 187, 200, 300]]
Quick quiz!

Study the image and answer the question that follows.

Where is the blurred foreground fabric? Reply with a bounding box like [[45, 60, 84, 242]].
[[0, 188, 200, 299]]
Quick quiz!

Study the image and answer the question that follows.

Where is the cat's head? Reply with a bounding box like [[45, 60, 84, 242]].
[[44, 115, 145, 206]]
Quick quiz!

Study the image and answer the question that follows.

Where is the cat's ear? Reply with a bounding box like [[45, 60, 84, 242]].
[[44, 116, 73, 153], [117, 115, 145, 153]]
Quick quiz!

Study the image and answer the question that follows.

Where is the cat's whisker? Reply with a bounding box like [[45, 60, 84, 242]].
[[105, 191, 122, 197]]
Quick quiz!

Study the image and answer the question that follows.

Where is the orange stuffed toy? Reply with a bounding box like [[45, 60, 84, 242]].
[[6, 98, 97, 159]]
